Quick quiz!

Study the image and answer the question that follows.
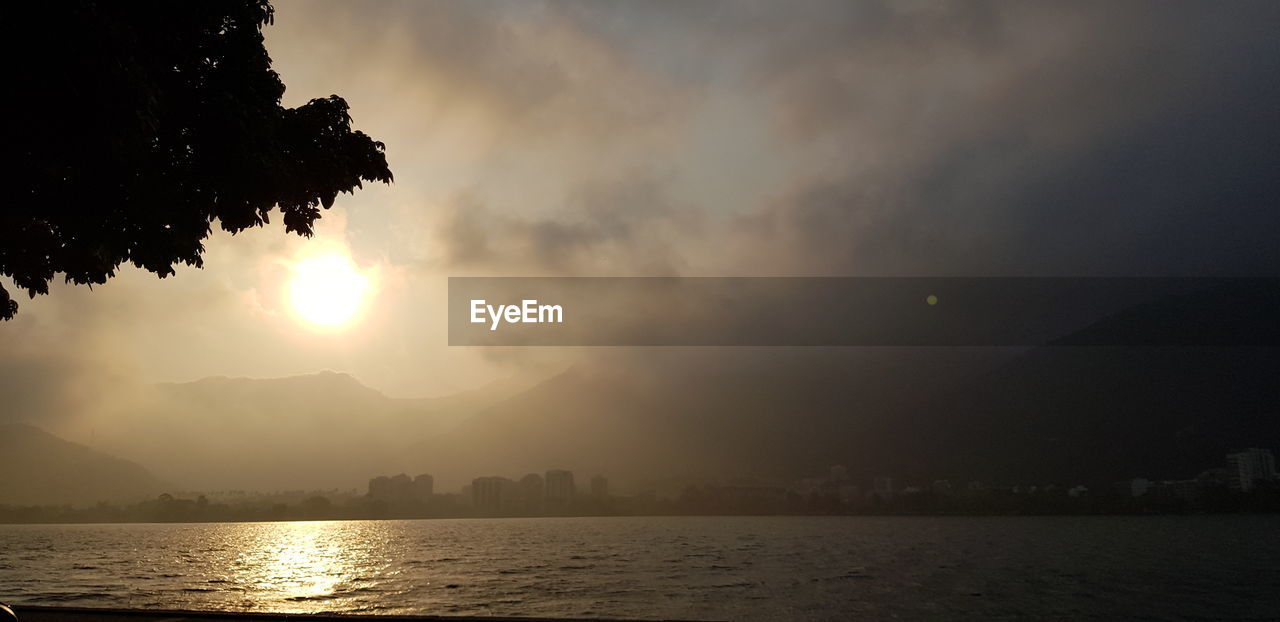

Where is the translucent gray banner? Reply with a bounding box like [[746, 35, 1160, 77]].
[[447, 277, 1280, 346]]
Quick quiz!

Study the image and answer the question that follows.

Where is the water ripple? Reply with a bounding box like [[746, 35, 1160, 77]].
[[0, 516, 1277, 620]]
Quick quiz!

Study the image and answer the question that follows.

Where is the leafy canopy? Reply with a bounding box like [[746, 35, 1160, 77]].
[[1, 1, 393, 319]]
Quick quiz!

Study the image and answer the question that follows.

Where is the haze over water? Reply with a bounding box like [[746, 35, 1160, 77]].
[[2, 516, 1277, 621]]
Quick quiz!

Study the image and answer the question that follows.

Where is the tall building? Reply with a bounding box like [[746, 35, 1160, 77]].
[[1115, 478, 1151, 497], [590, 474, 608, 498], [370, 473, 431, 504], [367, 475, 392, 501], [412, 474, 434, 500], [872, 476, 894, 497], [829, 465, 849, 482], [545, 469, 575, 507], [389, 473, 413, 499], [472, 476, 517, 513], [1227, 448, 1278, 492]]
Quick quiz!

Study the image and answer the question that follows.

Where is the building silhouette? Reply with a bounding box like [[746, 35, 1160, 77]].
[[368, 473, 434, 504], [472, 476, 517, 513], [389, 473, 412, 498], [545, 469, 575, 507], [1227, 448, 1278, 492], [367, 475, 393, 501], [1116, 478, 1152, 497], [413, 474, 434, 500], [872, 476, 894, 499], [590, 474, 608, 498]]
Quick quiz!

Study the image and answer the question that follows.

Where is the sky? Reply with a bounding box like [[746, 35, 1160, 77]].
[[2, 0, 1278, 405]]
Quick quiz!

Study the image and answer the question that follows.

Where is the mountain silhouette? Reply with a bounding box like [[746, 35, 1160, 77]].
[[404, 349, 1010, 491], [906, 283, 1280, 485], [0, 424, 164, 505]]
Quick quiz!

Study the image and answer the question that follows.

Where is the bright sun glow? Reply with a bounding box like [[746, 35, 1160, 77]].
[[288, 252, 371, 329]]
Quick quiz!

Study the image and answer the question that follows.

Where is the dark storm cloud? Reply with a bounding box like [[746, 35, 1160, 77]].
[[416, 1, 1279, 278], [730, 1, 1280, 275]]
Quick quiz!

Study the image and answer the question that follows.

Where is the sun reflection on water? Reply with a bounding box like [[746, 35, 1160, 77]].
[[226, 521, 385, 611]]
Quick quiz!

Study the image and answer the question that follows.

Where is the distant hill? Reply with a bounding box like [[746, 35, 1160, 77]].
[[903, 283, 1280, 485], [406, 286, 1280, 491], [900, 345, 1280, 486], [0, 424, 164, 505], [85, 371, 532, 491], [404, 349, 1011, 491]]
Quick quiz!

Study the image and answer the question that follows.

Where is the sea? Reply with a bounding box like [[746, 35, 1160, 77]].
[[1, 515, 1277, 620]]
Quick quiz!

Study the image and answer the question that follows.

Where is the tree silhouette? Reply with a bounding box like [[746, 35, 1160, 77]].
[[1, 1, 392, 319]]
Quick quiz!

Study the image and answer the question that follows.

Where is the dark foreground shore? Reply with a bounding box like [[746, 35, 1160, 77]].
[[8, 607, 695, 622]]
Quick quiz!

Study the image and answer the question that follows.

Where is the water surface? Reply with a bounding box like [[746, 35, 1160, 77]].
[[1, 516, 1276, 620]]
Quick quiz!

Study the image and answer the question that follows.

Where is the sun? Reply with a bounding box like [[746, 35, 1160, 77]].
[[287, 252, 371, 329]]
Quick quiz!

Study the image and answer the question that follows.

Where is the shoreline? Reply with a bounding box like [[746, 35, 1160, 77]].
[[0, 511, 1277, 528], [9, 606, 694, 622]]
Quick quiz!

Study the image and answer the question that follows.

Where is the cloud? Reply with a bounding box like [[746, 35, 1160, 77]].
[[374, 0, 1280, 279], [434, 174, 705, 276], [269, 0, 698, 152], [719, 1, 1280, 276], [6, 1, 1279, 415]]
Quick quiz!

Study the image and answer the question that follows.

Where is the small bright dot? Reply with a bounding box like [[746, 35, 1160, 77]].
[[926, 294, 938, 306]]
